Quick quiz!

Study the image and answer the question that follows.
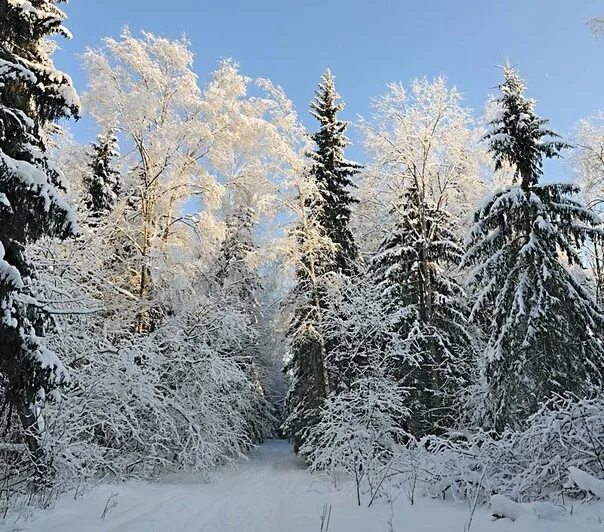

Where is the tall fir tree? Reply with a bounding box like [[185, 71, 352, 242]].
[[214, 207, 276, 442], [372, 184, 472, 436], [464, 65, 604, 430], [308, 69, 361, 274], [282, 181, 334, 452], [0, 0, 79, 459], [84, 130, 120, 217], [215, 208, 261, 384], [215, 207, 260, 312], [284, 70, 361, 450]]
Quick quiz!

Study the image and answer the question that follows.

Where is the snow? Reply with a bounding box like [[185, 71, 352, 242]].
[[490, 495, 566, 522], [0, 151, 79, 235], [491, 494, 525, 521], [8, 0, 35, 14], [0, 242, 23, 291], [7, 440, 604, 532], [568, 466, 604, 499]]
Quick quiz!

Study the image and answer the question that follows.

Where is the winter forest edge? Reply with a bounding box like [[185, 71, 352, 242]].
[[2, 0, 604, 529]]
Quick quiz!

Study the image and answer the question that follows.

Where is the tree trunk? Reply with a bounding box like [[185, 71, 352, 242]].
[[17, 398, 47, 477]]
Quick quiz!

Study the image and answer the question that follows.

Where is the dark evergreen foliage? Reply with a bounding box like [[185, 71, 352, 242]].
[[283, 70, 361, 451], [0, 0, 79, 460], [84, 130, 120, 217], [372, 184, 472, 436], [282, 205, 332, 451], [216, 207, 260, 310], [464, 65, 604, 430], [308, 69, 361, 274]]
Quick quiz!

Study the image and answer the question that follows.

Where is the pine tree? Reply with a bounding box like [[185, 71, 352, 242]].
[[84, 130, 120, 217], [309, 69, 361, 274], [0, 0, 79, 460], [464, 65, 604, 430], [283, 71, 360, 450], [372, 184, 472, 436]]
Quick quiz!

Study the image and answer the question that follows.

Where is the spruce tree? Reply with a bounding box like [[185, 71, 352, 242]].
[[215, 206, 275, 442], [372, 184, 472, 436], [282, 188, 333, 451], [308, 69, 361, 274], [283, 71, 361, 450], [0, 0, 80, 459], [464, 65, 604, 430], [216, 207, 260, 311], [215, 207, 261, 378], [84, 130, 120, 217]]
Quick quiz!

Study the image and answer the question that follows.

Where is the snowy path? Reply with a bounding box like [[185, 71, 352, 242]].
[[6, 440, 604, 532]]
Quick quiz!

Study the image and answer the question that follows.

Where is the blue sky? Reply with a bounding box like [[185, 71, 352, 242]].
[[55, 0, 604, 179]]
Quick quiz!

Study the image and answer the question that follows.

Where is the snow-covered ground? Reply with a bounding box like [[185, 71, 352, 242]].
[[4, 440, 604, 532]]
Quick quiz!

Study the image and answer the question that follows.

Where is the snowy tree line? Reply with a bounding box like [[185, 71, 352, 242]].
[[2, 0, 604, 512], [284, 65, 604, 505]]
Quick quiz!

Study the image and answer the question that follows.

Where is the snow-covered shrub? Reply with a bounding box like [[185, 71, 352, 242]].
[[39, 293, 277, 488], [419, 394, 604, 503], [301, 375, 410, 505], [26, 230, 279, 491]]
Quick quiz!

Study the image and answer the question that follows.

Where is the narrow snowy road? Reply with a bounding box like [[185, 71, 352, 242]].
[[8, 440, 604, 532]]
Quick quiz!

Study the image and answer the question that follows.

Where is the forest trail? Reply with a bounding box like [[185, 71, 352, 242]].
[[8, 440, 602, 532]]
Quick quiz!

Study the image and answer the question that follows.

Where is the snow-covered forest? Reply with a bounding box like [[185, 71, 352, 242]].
[[2, 1, 604, 530]]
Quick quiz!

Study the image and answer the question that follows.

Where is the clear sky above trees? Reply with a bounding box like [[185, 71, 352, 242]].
[[56, 0, 603, 180]]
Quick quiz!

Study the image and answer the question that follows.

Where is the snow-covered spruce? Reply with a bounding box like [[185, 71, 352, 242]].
[[83, 129, 120, 218], [215, 207, 261, 312], [372, 183, 474, 437], [355, 76, 485, 436], [308, 69, 361, 275], [281, 174, 335, 452], [0, 0, 80, 465], [283, 70, 360, 451], [463, 64, 604, 430]]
